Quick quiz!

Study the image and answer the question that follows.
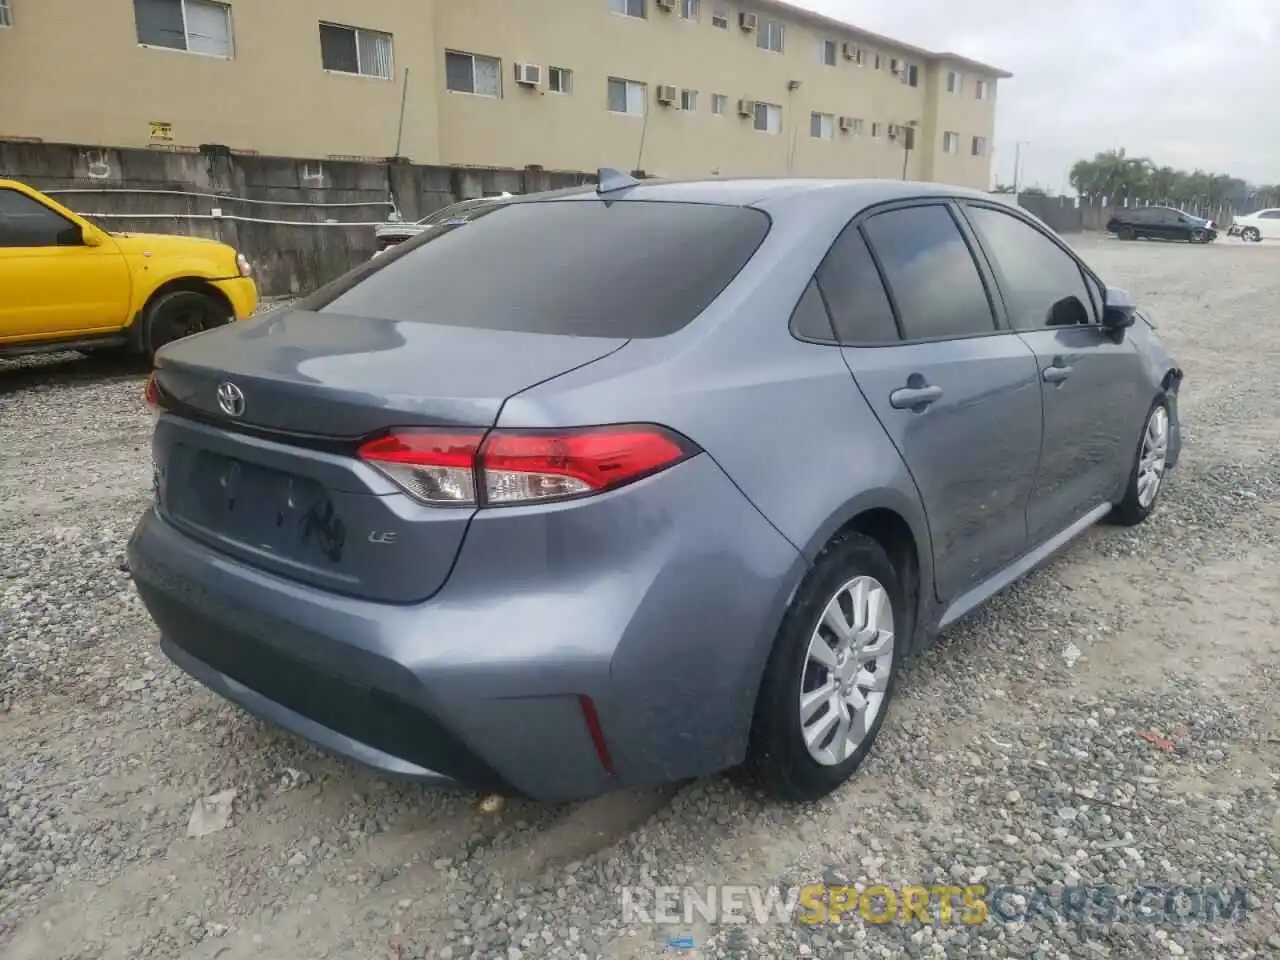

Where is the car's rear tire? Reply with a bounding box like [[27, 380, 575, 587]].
[[1107, 400, 1171, 527], [748, 532, 904, 802], [143, 289, 225, 358], [1242, 227, 1262, 243]]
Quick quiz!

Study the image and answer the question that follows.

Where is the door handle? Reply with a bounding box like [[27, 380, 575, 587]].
[[1042, 364, 1073, 383], [889, 384, 943, 410]]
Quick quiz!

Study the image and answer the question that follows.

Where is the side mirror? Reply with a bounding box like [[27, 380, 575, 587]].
[[1102, 285, 1137, 334]]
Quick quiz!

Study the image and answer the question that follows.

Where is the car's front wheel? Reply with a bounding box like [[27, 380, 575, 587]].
[[1108, 401, 1171, 527], [1189, 228, 1210, 243], [143, 289, 226, 358], [749, 532, 904, 801]]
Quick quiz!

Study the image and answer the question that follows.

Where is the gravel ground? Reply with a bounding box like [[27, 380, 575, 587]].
[[1, 236, 1277, 960]]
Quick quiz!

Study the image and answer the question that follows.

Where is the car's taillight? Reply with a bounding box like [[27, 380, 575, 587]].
[[357, 425, 698, 507], [144, 374, 160, 414]]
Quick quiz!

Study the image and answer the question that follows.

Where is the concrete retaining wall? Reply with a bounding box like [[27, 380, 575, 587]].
[[1, 141, 594, 297]]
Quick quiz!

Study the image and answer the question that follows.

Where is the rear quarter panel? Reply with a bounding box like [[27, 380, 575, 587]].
[[497, 193, 935, 645]]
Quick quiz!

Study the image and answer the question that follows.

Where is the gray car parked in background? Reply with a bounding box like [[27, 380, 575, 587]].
[[129, 174, 1183, 803]]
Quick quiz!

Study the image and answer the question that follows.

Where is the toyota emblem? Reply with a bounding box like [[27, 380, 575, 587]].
[[216, 381, 246, 418]]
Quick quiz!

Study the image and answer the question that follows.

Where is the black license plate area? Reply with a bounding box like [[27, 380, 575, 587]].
[[177, 451, 338, 559]]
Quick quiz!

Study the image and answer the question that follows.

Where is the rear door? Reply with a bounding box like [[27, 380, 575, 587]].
[[959, 202, 1145, 544], [828, 202, 1042, 602], [0, 186, 130, 341]]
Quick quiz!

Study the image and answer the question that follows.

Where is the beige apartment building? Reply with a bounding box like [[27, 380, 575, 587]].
[[0, 0, 1010, 188]]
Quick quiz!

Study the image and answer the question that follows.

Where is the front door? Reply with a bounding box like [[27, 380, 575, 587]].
[[960, 201, 1145, 544], [0, 186, 130, 343], [822, 202, 1043, 602]]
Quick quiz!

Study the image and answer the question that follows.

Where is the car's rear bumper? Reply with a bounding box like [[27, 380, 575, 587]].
[[127, 454, 804, 801], [212, 276, 259, 320]]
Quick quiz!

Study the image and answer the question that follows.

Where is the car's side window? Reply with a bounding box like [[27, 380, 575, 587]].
[[1081, 269, 1104, 322], [814, 222, 900, 344], [964, 204, 1095, 330], [788, 278, 839, 342], [0, 189, 80, 249], [861, 204, 997, 341], [1259, 210, 1280, 219]]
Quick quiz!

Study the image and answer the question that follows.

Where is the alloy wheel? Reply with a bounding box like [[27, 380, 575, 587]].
[[1137, 406, 1170, 508], [798, 576, 895, 766]]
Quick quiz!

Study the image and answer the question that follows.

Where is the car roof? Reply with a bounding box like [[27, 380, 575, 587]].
[[519, 176, 997, 211]]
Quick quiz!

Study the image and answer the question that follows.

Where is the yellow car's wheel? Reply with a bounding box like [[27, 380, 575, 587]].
[[143, 289, 226, 358]]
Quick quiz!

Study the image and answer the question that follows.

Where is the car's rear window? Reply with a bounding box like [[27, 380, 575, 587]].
[[314, 199, 771, 338]]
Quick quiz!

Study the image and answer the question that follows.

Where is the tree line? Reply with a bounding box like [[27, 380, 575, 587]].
[[1065, 149, 1277, 206]]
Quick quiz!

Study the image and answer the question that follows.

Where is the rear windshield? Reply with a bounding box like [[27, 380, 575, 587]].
[[314, 200, 771, 338]]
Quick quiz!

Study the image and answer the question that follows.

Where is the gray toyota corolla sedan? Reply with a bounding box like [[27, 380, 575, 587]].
[[128, 174, 1183, 803]]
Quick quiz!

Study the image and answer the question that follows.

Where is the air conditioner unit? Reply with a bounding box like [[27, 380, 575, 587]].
[[739, 11, 758, 30], [889, 58, 903, 74], [656, 84, 678, 104], [737, 98, 757, 116], [838, 116, 855, 132], [887, 124, 902, 139], [656, 0, 676, 9], [514, 63, 542, 86]]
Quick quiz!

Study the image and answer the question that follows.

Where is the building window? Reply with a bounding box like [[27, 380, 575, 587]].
[[681, 88, 698, 111], [972, 136, 987, 157], [975, 79, 990, 100], [753, 102, 782, 134], [134, 0, 233, 57], [0, 0, 12, 27], [943, 131, 960, 154], [947, 70, 962, 94], [320, 23, 393, 79], [871, 122, 883, 138], [873, 53, 882, 70], [899, 126, 916, 150], [848, 45, 866, 65], [849, 117, 865, 135], [897, 61, 919, 87], [757, 19, 784, 52], [549, 66, 573, 94], [821, 39, 837, 66], [810, 112, 834, 140], [608, 0, 646, 18], [680, 0, 699, 20], [608, 77, 647, 116], [712, 4, 729, 27], [711, 93, 728, 115], [444, 50, 500, 95]]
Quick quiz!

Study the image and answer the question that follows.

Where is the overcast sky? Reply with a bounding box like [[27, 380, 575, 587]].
[[793, 0, 1279, 191]]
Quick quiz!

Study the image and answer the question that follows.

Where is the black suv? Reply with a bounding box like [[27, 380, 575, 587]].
[[1106, 206, 1218, 243]]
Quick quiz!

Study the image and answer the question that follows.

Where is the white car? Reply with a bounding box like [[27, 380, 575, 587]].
[[1230, 208, 1280, 242]]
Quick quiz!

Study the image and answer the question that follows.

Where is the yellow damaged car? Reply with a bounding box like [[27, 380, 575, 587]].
[[0, 179, 258, 360]]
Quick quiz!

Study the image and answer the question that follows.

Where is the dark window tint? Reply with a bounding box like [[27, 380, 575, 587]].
[[134, 0, 185, 50], [319, 24, 359, 73], [0, 190, 79, 248], [861, 205, 996, 340], [789, 279, 836, 342], [1258, 210, 1280, 219], [815, 223, 899, 344], [966, 205, 1094, 329], [314, 200, 770, 337]]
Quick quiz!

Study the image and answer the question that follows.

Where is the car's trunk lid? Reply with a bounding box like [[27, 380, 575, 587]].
[[153, 308, 627, 438], [150, 309, 627, 602]]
